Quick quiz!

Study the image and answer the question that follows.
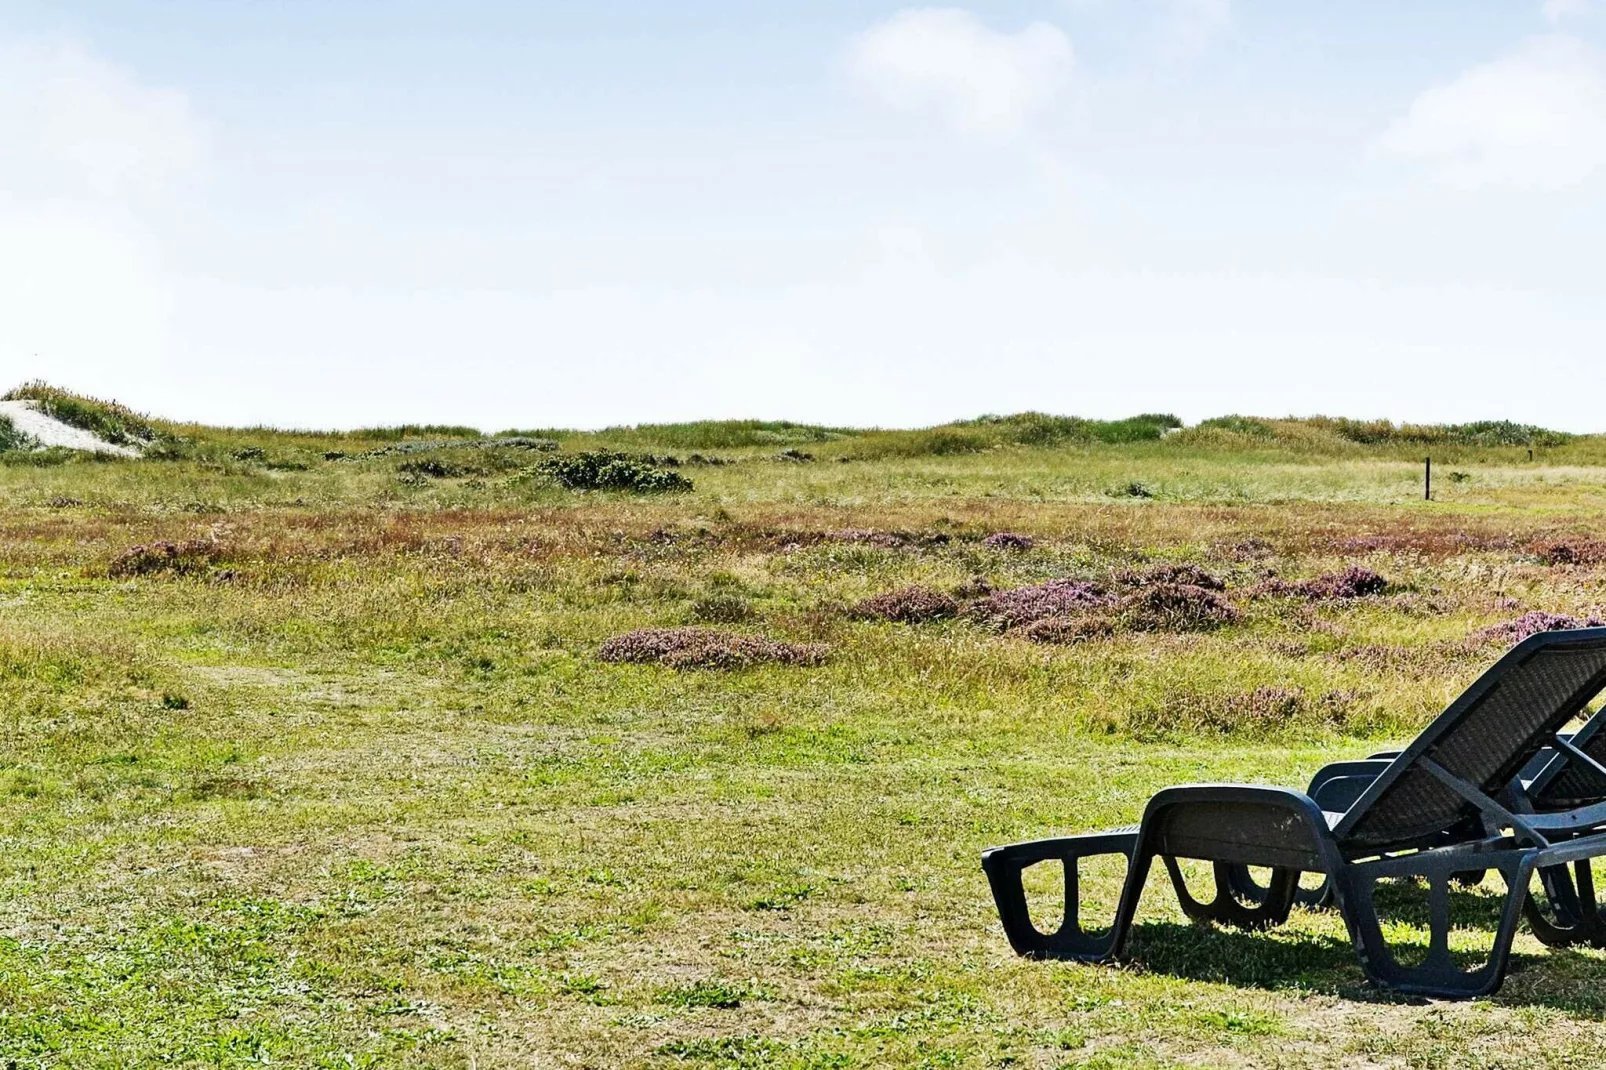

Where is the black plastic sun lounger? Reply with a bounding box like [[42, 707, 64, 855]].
[[1222, 683, 1606, 941], [982, 628, 1606, 997]]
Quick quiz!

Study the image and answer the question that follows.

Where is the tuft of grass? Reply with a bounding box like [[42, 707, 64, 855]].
[[1197, 414, 1276, 438], [347, 423, 483, 440], [654, 980, 762, 1009]]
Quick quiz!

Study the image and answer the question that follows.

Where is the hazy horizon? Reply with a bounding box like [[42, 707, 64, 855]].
[[9, 381, 1601, 438]]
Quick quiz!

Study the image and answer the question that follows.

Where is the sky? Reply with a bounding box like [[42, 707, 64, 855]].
[[1, 1, 1604, 431]]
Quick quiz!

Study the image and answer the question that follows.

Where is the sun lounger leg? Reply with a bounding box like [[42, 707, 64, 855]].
[[981, 831, 1142, 960], [1336, 851, 1535, 999], [1523, 859, 1606, 948]]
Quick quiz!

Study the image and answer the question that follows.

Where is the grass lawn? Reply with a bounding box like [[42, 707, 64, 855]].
[[5, 407, 1606, 1067]]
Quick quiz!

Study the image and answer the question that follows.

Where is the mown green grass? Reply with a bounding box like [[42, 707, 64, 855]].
[[6, 408, 1606, 1066]]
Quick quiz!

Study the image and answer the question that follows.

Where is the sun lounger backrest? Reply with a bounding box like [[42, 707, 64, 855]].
[[1336, 629, 1606, 850], [1528, 699, 1606, 806]]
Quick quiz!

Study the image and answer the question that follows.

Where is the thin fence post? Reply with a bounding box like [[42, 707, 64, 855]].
[[1425, 456, 1431, 501]]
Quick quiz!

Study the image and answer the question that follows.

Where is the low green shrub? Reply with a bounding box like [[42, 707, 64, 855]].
[[1304, 416, 1569, 448], [957, 411, 1182, 446], [1197, 415, 1275, 438], [0, 414, 34, 452], [347, 424, 482, 441], [588, 419, 843, 450], [536, 451, 692, 493]]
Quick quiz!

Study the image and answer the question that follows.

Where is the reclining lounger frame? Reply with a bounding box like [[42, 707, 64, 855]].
[[982, 628, 1606, 998], [1229, 675, 1606, 941]]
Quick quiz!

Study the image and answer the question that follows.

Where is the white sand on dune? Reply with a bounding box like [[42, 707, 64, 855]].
[[0, 399, 142, 457]]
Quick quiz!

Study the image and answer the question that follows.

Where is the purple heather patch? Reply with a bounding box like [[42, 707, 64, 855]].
[[1117, 563, 1225, 591], [968, 579, 1114, 630], [1258, 566, 1387, 601], [982, 532, 1034, 551], [1476, 612, 1606, 645], [1118, 583, 1240, 632], [1535, 540, 1606, 567], [850, 585, 959, 623], [598, 627, 827, 670], [1020, 615, 1116, 645]]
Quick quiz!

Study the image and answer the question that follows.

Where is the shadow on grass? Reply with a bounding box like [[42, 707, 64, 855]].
[[1118, 879, 1606, 1014]]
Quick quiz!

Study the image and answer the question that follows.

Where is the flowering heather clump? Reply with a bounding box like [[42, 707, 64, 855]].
[[107, 540, 220, 578], [1118, 583, 1240, 632], [1258, 566, 1387, 601], [982, 532, 1034, 551], [597, 627, 827, 670], [1117, 563, 1225, 591], [968, 579, 1113, 630], [1535, 540, 1606, 567], [1020, 615, 1116, 645], [1303, 567, 1388, 599], [850, 586, 959, 623], [1475, 612, 1606, 645], [1228, 537, 1274, 560]]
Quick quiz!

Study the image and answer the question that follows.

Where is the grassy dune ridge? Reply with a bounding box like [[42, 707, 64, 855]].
[[5, 389, 1606, 1066]]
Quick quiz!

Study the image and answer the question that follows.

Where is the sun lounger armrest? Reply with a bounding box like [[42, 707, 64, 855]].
[[1306, 760, 1393, 812], [1140, 784, 1342, 872]]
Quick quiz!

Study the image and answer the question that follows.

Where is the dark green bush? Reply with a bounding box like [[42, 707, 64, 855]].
[[398, 458, 464, 479], [537, 451, 693, 493], [0, 415, 34, 452]]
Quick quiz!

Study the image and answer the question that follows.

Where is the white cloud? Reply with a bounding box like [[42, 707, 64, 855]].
[[1376, 35, 1606, 190], [846, 8, 1073, 138], [0, 38, 202, 198], [0, 37, 204, 393], [1543, 0, 1591, 25], [1159, 0, 1231, 61]]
